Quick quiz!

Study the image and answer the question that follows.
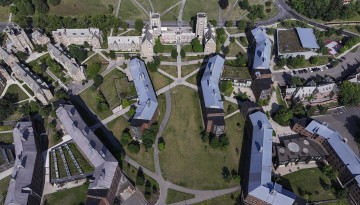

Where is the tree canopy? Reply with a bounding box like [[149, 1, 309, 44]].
[[273, 106, 293, 126], [339, 81, 360, 106], [0, 93, 19, 122], [68, 44, 88, 63], [219, 0, 229, 9]]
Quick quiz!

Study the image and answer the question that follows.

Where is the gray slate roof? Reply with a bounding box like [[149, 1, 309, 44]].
[[56, 104, 118, 190], [200, 55, 224, 109], [53, 28, 101, 38], [47, 43, 82, 76], [305, 120, 360, 185], [129, 58, 158, 121], [5, 121, 39, 205], [251, 27, 272, 69], [12, 63, 44, 95], [295, 27, 320, 49], [247, 111, 296, 205]]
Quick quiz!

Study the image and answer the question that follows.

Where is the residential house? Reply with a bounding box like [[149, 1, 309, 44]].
[[200, 55, 226, 136], [31, 29, 50, 45], [251, 27, 272, 70], [52, 28, 103, 49], [47, 43, 86, 81], [4, 24, 34, 54], [5, 120, 44, 205], [292, 119, 360, 205], [128, 58, 159, 140]]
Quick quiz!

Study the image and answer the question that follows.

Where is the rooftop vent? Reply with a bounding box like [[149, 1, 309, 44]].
[[100, 169, 106, 179], [302, 148, 309, 154], [303, 139, 309, 145], [279, 147, 285, 156]]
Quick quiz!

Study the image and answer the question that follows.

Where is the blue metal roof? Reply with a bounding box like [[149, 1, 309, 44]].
[[247, 111, 296, 205], [200, 55, 225, 109], [295, 27, 320, 49], [129, 58, 158, 121], [251, 27, 272, 69], [305, 121, 360, 184]]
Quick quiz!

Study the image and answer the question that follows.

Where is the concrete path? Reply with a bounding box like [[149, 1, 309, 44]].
[[0, 130, 12, 134], [223, 0, 240, 23], [90, 106, 131, 130], [131, 0, 150, 16], [115, 0, 122, 17], [224, 110, 240, 119], [81, 52, 97, 64], [177, 0, 186, 26], [148, 0, 154, 12], [25, 52, 48, 63], [0, 167, 13, 180]]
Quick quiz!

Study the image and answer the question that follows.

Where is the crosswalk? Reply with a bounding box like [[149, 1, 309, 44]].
[[332, 106, 359, 114]]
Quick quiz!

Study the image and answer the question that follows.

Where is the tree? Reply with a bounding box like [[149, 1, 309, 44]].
[[273, 106, 293, 126], [33, 0, 49, 14], [277, 57, 287, 67], [136, 168, 145, 186], [128, 141, 140, 154], [171, 49, 178, 58], [93, 74, 104, 88], [225, 20, 233, 27], [290, 76, 303, 87], [239, 0, 249, 10], [68, 44, 88, 62], [142, 123, 158, 150], [120, 131, 132, 145], [216, 28, 227, 44], [107, 4, 114, 14], [0, 93, 19, 122], [158, 137, 165, 151], [180, 48, 185, 58], [190, 38, 203, 52], [291, 103, 306, 117], [154, 38, 164, 54], [220, 80, 233, 94], [48, 0, 60, 6], [109, 50, 116, 59], [134, 19, 144, 34], [219, 0, 229, 9], [222, 167, 232, 182], [339, 81, 360, 106], [309, 56, 320, 64], [237, 20, 247, 31], [222, 46, 230, 55]]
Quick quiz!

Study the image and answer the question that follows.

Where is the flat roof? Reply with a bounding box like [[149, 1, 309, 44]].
[[251, 27, 271, 69], [295, 27, 320, 49], [277, 29, 310, 54]]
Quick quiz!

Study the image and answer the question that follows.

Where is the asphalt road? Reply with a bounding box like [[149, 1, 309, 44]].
[[274, 46, 360, 86]]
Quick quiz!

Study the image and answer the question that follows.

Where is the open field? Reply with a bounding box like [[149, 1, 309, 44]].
[[119, 0, 148, 20], [277, 167, 336, 201], [160, 3, 181, 21], [136, 0, 152, 12], [148, 71, 173, 91], [159, 86, 244, 189], [222, 66, 251, 80], [85, 54, 108, 79], [159, 65, 177, 78], [228, 42, 242, 57], [166, 189, 195, 204], [43, 183, 88, 205], [194, 192, 240, 205], [0, 6, 10, 22], [80, 87, 113, 119], [278, 29, 310, 53], [0, 133, 13, 144], [152, 0, 180, 14], [0, 176, 10, 204], [181, 64, 199, 77], [48, 0, 117, 16], [182, 0, 218, 22], [6, 84, 29, 102]]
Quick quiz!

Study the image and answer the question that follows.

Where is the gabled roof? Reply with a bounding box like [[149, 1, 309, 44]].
[[200, 55, 224, 109], [53, 28, 101, 38], [247, 111, 296, 205], [305, 121, 360, 185], [12, 63, 45, 96], [108, 36, 141, 45], [142, 26, 153, 44], [5, 121, 40, 205], [129, 58, 158, 121], [295, 27, 319, 49], [251, 27, 272, 69], [47, 43, 82, 76]]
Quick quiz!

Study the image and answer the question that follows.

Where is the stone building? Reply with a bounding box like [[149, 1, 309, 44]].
[[4, 24, 34, 54], [0, 47, 19, 67], [108, 36, 141, 52], [141, 28, 154, 58], [12, 63, 53, 105], [31, 29, 50, 45], [203, 24, 216, 55], [251, 70, 273, 101], [200, 55, 226, 136], [196, 13, 207, 39], [128, 58, 158, 140], [150, 12, 161, 37], [52, 28, 103, 49], [5, 120, 44, 205], [0, 66, 11, 93], [292, 119, 360, 205], [47, 43, 86, 81]]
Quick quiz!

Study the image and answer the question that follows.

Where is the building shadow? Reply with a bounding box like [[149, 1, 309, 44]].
[[344, 115, 360, 145]]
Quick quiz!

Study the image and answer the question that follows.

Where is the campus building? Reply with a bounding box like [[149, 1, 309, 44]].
[[56, 104, 122, 205], [108, 36, 141, 52], [4, 24, 34, 54], [200, 55, 226, 136], [203, 23, 217, 55], [0, 66, 11, 93], [251, 27, 272, 70], [251, 70, 273, 101], [5, 120, 44, 205], [12, 63, 53, 105], [277, 27, 319, 59], [196, 13, 208, 39], [47, 43, 86, 81], [0, 47, 20, 67], [243, 111, 298, 205], [31, 29, 50, 45], [292, 119, 360, 205], [52, 28, 103, 49], [128, 58, 159, 140]]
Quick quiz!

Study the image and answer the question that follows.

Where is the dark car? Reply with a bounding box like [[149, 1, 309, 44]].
[[341, 56, 346, 60], [292, 70, 296, 75], [303, 69, 308, 73]]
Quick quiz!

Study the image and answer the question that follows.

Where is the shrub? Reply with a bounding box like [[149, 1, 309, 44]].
[[128, 141, 140, 154]]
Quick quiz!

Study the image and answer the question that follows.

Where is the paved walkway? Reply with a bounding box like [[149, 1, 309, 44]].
[[0, 167, 13, 180], [115, 0, 122, 17], [90, 106, 131, 130]]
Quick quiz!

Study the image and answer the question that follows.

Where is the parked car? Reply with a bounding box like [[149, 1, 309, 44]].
[[292, 70, 296, 75], [341, 56, 346, 60], [303, 69, 308, 73]]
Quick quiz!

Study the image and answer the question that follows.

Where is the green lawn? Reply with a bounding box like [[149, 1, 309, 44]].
[[275, 86, 287, 108], [227, 27, 243, 35], [148, 71, 173, 91], [186, 71, 198, 85], [166, 189, 195, 204], [100, 69, 136, 109], [43, 183, 88, 205], [152, 0, 180, 13], [107, 116, 130, 140], [80, 87, 113, 119], [223, 100, 238, 116], [157, 93, 166, 124], [159, 86, 244, 189], [6, 84, 29, 101], [0, 176, 10, 205], [135, 0, 152, 13], [160, 3, 181, 21], [159, 65, 177, 78], [222, 66, 251, 79], [0, 6, 10, 22], [85, 54, 108, 79], [48, 0, 117, 16], [163, 45, 177, 53], [194, 193, 240, 205], [0, 133, 13, 144], [181, 64, 200, 77], [182, 0, 218, 22], [228, 42, 242, 57], [68, 143, 94, 173], [277, 168, 336, 201], [159, 55, 177, 62], [119, 0, 148, 20]]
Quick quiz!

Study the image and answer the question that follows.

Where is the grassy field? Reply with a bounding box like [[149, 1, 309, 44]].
[[181, 64, 199, 77], [6, 84, 29, 102], [148, 71, 173, 91], [194, 193, 240, 205], [0, 6, 10, 22], [48, 0, 117, 16], [100, 69, 136, 109], [223, 100, 238, 116], [157, 93, 166, 123], [0, 176, 10, 204], [278, 29, 310, 53], [182, 0, 218, 22], [136, 0, 152, 12], [159, 65, 177, 78], [152, 0, 180, 14], [85, 54, 108, 79], [43, 183, 88, 205], [186, 71, 198, 85], [159, 86, 244, 189], [160, 3, 181, 21], [107, 116, 129, 140], [166, 189, 195, 204], [277, 168, 336, 201], [80, 87, 113, 119], [275, 86, 287, 108], [0, 133, 13, 144], [222, 66, 251, 80], [119, 0, 148, 20]]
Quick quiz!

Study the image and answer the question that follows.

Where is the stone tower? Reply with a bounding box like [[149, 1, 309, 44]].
[[150, 12, 161, 37], [196, 12, 207, 39]]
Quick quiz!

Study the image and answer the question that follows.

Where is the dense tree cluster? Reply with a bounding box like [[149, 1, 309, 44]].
[[190, 37, 203, 52], [216, 28, 227, 44], [134, 19, 144, 35], [287, 55, 306, 68], [171, 49, 178, 58], [339, 36, 360, 53], [219, 0, 229, 9], [146, 56, 160, 72], [93, 74, 104, 88], [339, 81, 360, 106], [68, 44, 88, 63], [153, 38, 164, 54], [0, 93, 19, 122], [289, 0, 360, 21], [96, 91, 109, 112], [142, 123, 159, 150], [220, 80, 233, 94], [273, 106, 293, 126]]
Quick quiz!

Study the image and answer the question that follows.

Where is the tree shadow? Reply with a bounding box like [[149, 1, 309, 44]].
[[344, 115, 360, 145]]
